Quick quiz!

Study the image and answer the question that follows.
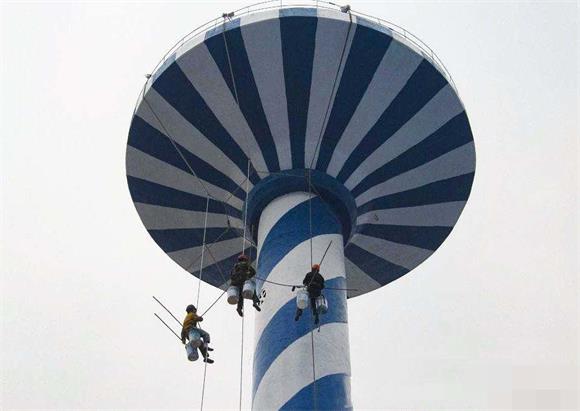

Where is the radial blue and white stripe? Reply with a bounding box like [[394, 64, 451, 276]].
[[126, 6, 476, 297]]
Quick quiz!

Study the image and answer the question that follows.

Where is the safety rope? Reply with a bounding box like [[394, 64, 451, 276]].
[[308, 10, 353, 170], [242, 159, 250, 253], [310, 324, 318, 411], [142, 96, 230, 285], [196, 197, 210, 308], [239, 310, 245, 411], [200, 359, 209, 410]]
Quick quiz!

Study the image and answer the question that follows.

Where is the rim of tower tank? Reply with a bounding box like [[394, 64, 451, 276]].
[[132, 0, 459, 115]]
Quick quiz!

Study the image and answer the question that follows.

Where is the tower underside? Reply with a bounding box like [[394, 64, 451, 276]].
[[253, 192, 351, 410]]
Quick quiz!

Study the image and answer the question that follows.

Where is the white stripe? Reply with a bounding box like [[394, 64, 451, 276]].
[[134, 203, 243, 230], [253, 322, 351, 410], [326, 40, 423, 176], [126, 146, 240, 207], [136, 89, 250, 191], [357, 201, 467, 227], [176, 44, 270, 173], [242, 18, 292, 170], [350, 234, 432, 271], [304, 14, 355, 168], [345, 84, 465, 189], [355, 142, 475, 206], [344, 257, 381, 298], [256, 192, 310, 259], [168, 237, 242, 276]]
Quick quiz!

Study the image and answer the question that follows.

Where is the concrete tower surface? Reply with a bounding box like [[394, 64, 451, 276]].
[[126, 2, 475, 409]]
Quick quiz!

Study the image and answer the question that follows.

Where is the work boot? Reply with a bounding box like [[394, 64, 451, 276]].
[[207, 347, 214, 352], [204, 358, 214, 364], [295, 310, 302, 321], [237, 307, 244, 317]]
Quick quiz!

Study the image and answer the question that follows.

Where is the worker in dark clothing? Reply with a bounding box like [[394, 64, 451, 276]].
[[295, 264, 325, 325], [181, 304, 214, 364], [231, 254, 261, 317]]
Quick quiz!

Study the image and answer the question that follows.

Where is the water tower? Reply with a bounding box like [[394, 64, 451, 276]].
[[126, 2, 475, 409]]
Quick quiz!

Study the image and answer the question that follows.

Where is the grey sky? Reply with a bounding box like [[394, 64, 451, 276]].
[[1, 1, 578, 410]]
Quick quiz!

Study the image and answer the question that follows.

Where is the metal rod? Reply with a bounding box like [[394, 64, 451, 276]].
[[154, 313, 182, 343], [153, 296, 182, 327], [318, 240, 333, 267]]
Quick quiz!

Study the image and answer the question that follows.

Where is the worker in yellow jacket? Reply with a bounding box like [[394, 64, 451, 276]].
[[181, 304, 214, 363]]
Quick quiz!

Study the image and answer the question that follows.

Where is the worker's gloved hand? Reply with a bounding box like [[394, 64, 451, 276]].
[[181, 338, 186, 345], [198, 317, 203, 322]]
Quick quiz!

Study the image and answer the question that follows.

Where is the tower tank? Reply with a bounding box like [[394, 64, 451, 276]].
[[126, 2, 475, 409]]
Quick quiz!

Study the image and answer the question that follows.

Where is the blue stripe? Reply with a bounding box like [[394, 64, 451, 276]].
[[148, 227, 239, 253], [127, 176, 241, 220], [245, 169, 356, 244], [256, 197, 341, 279], [253, 277, 348, 398], [358, 224, 452, 251], [280, 16, 317, 169], [336, 59, 449, 183], [205, 28, 281, 172], [345, 243, 409, 285], [280, 373, 352, 410], [351, 112, 473, 198], [315, 25, 392, 172], [357, 173, 475, 214], [128, 116, 246, 201], [202, 19, 241, 96], [149, 62, 259, 185]]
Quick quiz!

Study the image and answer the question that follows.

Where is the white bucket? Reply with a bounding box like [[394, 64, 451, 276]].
[[188, 329, 202, 348], [185, 343, 199, 361], [227, 286, 239, 305], [315, 295, 328, 315], [242, 280, 256, 299], [296, 289, 309, 310]]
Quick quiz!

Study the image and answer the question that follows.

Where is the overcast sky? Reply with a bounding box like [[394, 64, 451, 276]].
[[1, 1, 578, 410]]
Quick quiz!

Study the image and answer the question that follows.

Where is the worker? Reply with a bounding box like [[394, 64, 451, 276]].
[[181, 304, 214, 364], [295, 264, 325, 325], [230, 254, 261, 317]]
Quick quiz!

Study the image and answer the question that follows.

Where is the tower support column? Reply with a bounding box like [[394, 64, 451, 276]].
[[252, 191, 352, 410]]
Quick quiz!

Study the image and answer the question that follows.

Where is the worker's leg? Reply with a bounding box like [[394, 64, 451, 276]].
[[198, 328, 210, 344], [311, 297, 320, 325], [294, 307, 303, 321]]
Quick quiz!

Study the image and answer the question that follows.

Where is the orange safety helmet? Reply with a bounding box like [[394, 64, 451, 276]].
[[311, 264, 320, 271]]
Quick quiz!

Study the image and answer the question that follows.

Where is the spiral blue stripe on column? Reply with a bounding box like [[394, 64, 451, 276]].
[[280, 373, 353, 410], [252, 194, 350, 409], [256, 197, 341, 279]]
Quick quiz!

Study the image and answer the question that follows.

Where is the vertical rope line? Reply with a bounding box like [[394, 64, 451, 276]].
[[307, 168, 313, 268], [222, 19, 240, 105], [310, 326, 318, 411], [242, 159, 250, 253], [308, 11, 353, 170], [239, 313, 245, 411], [200, 359, 208, 411], [196, 196, 210, 308]]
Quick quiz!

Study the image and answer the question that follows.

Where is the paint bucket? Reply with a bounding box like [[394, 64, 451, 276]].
[[242, 279, 256, 299], [227, 285, 239, 305], [188, 328, 202, 348], [315, 295, 328, 315], [296, 289, 309, 310], [185, 343, 199, 361]]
